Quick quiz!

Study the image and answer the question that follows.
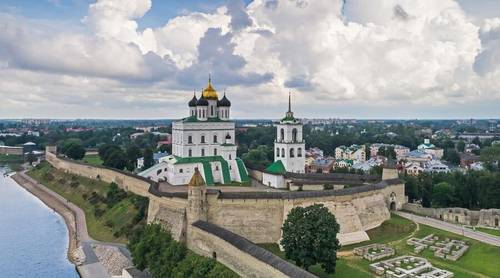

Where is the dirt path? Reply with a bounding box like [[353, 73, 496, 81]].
[[12, 172, 81, 263]]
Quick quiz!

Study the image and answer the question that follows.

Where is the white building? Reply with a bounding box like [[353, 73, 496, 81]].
[[139, 78, 249, 185], [418, 139, 444, 159], [263, 93, 305, 188], [335, 144, 366, 162]]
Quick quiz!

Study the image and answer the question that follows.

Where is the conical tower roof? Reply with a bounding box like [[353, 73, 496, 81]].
[[188, 168, 206, 187]]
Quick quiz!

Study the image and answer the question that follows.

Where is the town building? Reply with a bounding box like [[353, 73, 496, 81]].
[[460, 153, 480, 169], [139, 78, 249, 185], [136, 151, 170, 170], [370, 143, 410, 158], [335, 144, 366, 162], [417, 139, 444, 159]]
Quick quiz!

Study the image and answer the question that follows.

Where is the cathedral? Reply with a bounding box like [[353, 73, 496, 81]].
[[139, 78, 250, 185]]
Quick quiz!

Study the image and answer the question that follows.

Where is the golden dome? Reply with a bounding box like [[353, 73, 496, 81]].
[[202, 77, 219, 100]]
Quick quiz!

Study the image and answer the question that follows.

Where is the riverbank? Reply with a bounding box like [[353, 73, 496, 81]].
[[11, 172, 82, 264]]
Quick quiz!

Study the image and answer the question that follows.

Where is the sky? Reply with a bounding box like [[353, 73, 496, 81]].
[[1, 0, 500, 120]]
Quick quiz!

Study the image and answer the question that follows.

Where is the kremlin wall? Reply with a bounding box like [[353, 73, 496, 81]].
[[45, 146, 405, 278]]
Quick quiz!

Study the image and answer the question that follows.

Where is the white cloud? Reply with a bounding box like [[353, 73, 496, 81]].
[[0, 0, 500, 118]]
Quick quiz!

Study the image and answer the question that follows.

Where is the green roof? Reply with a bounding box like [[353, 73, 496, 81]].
[[265, 160, 286, 175], [182, 116, 231, 123], [174, 155, 226, 165]]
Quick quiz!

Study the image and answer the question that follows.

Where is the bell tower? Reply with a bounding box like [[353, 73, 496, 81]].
[[274, 92, 305, 173]]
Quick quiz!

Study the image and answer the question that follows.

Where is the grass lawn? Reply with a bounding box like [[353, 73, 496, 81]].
[[473, 227, 500, 237], [259, 243, 371, 278], [341, 213, 417, 251], [27, 161, 147, 243], [83, 154, 103, 166], [398, 224, 500, 278]]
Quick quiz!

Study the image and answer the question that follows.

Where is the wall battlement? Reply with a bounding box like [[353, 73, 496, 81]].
[[45, 146, 406, 278]]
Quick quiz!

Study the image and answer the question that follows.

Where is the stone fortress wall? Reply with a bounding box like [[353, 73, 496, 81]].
[[403, 203, 500, 229], [44, 146, 406, 277]]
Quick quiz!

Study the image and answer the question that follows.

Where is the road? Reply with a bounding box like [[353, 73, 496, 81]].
[[395, 211, 500, 247]]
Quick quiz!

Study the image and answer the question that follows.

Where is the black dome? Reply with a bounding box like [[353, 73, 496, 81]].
[[196, 96, 208, 106], [218, 95, 231, 107], [188, 95, 197, 107]]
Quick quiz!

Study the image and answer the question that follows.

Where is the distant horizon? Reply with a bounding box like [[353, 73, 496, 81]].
[[1, 0, 500, 118]]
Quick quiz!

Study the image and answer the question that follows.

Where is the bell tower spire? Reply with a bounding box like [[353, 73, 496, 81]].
[[285, 91, 294, 120]]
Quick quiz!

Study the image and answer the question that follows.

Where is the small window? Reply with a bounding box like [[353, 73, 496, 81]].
[[211, 106, 214, 116], [215, 165, 219, 171], [157, 169, 162, 175], [188, 135, 193, 144], [276, 147, 280, 157], [214, 148, 217, 156], [214, 135, 218, 143], [188, 149, 192, 157], [290, 148, 295, 158], [179, 169, 183, 173], [201, 149, 205, 156], [229, 154, 232, 160], [297, 148, 302, 157], [201, 135, 205, 143]]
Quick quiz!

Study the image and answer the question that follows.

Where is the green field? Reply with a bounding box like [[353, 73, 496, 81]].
[[473, 227, 500, 237], [83, 154, 103, 166], [28, 161, 147, 243], [259, 243, 371, 278], [263, 213, 500, 278]]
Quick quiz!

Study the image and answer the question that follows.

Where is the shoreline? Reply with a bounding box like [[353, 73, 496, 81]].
[[11, 172, 81, 264]]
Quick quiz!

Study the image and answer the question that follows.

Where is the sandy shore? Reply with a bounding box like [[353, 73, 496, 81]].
[[11, 172, 81, 264]]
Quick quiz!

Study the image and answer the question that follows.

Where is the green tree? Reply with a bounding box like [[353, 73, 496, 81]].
[[65, 143, 86, 160], [481, 145, 500, 169], [281, 204, 340, 273], [98, 144, 122, 161], [242, 145, 272, 169], [457, 140, 466, 152], [444, 148, 460, 165], [103, 149, 127, 170], [432, 182, 455, 207], [142, 148, 154, 170], [26, 151, 36, 165], [126, 145, 142, 171]]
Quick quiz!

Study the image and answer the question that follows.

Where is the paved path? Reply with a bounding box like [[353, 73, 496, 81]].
[[12, 171, 132, 278], [395, 211, 500, 247]]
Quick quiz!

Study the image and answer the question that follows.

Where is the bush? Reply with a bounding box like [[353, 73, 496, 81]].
[[94, 207, 105, 217], [106, 183, 128, 208], [70, 181, 79, 188], [42, 172, 54, 181], [88, 191, 102, 205]]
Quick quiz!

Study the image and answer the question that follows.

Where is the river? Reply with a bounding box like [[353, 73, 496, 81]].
[[0, 166, 79, 278]]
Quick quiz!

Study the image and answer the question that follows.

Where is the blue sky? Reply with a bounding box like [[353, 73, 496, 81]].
[[1, 0, 500, 119]]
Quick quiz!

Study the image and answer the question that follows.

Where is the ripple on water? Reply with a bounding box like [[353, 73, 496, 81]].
[[0, 168, 79, 278]]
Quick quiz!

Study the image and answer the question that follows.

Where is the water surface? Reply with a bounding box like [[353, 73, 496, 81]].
[[0, 167, 79, 278]]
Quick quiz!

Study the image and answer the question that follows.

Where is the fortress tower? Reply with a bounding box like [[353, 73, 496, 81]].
[[273, 93, 305, 173], [187, 168, 208, 224]]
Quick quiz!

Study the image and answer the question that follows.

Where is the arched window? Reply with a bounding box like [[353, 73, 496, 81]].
[[280, 128, 285, 141], [179, 169, 183, 173], [297, 148, 302, 157], [201, 135, 205, 143], [215, 165, 219, 171], [188, 149, 192, 157], [290, 148, 295, 158], [201, 149, 205, 156], [188, 135, 193, 144], [281, 148, 285, 157], [214, 148, 217, 156], [211, 105, 214, 116], [229, 154, 232, 160], [276, 147, 280, 157], [292, 128, 298, 142], [213, 135, 218, 143]]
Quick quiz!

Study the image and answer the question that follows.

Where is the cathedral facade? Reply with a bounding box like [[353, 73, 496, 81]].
[[139, 78, 249, 185]]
